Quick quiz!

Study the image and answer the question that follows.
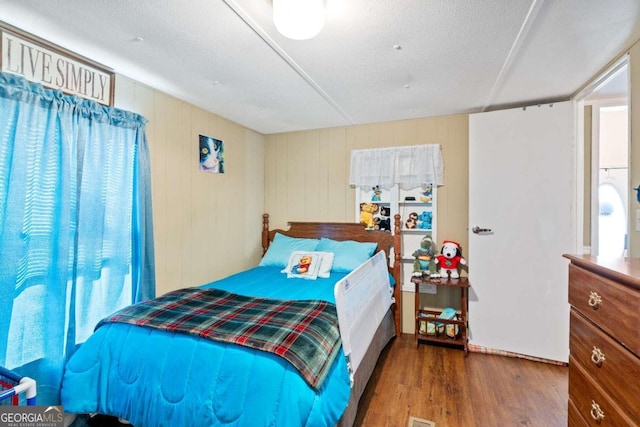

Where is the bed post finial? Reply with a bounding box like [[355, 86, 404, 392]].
[[262, 214, 270, 255]]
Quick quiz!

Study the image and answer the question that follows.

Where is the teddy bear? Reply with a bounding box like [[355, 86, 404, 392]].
[[359, 202, 379, 229], [433, 240, 467, 279], [405, 212, 418, 229], [411, 235, 438, 277]]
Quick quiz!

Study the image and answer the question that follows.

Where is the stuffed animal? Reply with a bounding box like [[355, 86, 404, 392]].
[[359, 202, 379, 229], [411, 235, 438, 277], [371, 185, 382, 201], [373, 217, 390, 231], [373, 216, 391, 231], [405, 212, 418, 229], [420, 185, 433, 203], [433, 240, 467, 278], [417, 211, 432, 229], [376, 205, 391, 231]]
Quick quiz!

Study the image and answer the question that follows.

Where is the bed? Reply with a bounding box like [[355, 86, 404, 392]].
[[60, 213, 401, 427]]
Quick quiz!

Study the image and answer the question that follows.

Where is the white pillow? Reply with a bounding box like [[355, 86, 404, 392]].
[[315, 251, 335, 278], [282, 251, 334, 279]]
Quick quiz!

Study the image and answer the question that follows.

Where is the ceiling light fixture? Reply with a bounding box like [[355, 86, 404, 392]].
[[273, 0, 325, 40]]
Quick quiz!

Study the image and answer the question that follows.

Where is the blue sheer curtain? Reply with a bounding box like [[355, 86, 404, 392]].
[[0, 72, 155, 404]]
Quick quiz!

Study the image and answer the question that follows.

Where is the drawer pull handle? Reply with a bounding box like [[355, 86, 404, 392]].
[[590, 400, 605, 422], [588, 291, 602, 308], [591, 347, 606, 365]]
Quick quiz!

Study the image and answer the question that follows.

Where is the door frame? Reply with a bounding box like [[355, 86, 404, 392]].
[[588, 100, 629, 256], [573, 54, 629, 255]]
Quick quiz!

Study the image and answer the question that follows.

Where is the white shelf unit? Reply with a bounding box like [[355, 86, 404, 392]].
[[356, 184, 437, 292], [354, 185, 395, 233]]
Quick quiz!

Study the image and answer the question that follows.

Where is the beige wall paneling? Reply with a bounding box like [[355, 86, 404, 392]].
[[409, 114, 469, 333], [288, 131, 309, 222], [115, 76, 265, 297], [177, 101, 194, 290], [114, 76, 135, 113], [191, 107, 218, 285], [162, 94, 191, 293], [117, 78, 468, 331], [320, 127, 348, 222], [304, 131, 326, 222], [263, 132, 278, 228], [151, 88, 169, 294], [243, 128, 265, 261], [264, 132, 290, 230], [265, 114, 469, 333]]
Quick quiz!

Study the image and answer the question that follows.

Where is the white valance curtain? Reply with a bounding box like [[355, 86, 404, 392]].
[[349, 144, 444, 190]]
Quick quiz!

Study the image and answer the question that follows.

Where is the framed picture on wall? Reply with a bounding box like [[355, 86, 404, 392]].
[[199, 135, 225, 173]]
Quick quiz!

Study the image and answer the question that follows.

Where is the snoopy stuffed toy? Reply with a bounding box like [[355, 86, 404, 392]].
[[434, 240, 466, 278]]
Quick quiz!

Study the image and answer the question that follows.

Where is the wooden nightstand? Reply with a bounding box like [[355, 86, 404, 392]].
[[412, 276, 470, 354]]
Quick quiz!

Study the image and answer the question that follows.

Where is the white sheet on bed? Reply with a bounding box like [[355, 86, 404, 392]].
[[334, 250, 393, 380]]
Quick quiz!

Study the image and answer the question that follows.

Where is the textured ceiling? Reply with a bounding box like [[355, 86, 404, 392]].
[[0, 0, 639, 134]]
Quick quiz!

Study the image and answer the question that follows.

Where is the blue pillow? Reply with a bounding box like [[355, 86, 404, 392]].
[[258, 233, 319, 268], [316, 238, 377, 273]]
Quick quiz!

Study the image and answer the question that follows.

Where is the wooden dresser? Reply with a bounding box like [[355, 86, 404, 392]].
[[564, 255, 640, 426]]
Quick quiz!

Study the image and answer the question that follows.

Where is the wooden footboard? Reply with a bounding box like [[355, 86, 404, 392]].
[[261, 213, 402, 334]]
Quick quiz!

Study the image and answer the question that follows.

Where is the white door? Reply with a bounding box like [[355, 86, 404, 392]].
[[468, 102, 576, 363]]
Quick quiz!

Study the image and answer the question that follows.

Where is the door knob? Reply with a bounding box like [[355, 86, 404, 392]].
[[472, 226, 492, 234]]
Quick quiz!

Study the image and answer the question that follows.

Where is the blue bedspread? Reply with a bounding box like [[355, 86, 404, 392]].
[[61, 267, 351, 427]]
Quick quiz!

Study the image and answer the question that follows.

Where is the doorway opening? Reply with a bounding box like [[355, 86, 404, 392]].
[[596, 105, 629, 257], [578, 56, 629, 256]]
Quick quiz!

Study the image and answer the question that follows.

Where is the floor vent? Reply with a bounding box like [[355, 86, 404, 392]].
[[407, 416, 435, 427]]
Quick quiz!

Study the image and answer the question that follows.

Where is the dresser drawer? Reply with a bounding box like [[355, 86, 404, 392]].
[[568, 264, 640, 355], [569, 356, 638, 426], [568, 398, 590, 427], [570, 309, 640, 421]]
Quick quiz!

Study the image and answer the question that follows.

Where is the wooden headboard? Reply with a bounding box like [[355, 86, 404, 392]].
[[261, 213, 403, 333]]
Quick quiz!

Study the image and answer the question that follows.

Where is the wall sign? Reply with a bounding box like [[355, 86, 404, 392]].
[[0, 25, 114, 106]]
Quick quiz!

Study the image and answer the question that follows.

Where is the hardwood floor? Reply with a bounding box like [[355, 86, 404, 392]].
[[354, 334, 568, 427], [70, 333, 567, 427]]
